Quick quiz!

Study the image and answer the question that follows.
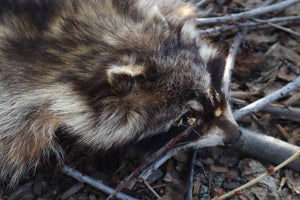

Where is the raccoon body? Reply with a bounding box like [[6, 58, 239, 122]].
[[0, 0, 239, 185]]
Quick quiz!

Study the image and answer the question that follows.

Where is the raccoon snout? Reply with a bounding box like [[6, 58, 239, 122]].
[[224, 128, 242, 147]]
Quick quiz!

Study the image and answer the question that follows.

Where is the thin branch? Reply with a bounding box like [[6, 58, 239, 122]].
[[223, 31, 247, 97], [186, 151, 197, 200], [222, 0, 273, 96], [61, 166, 140, 200], [196, 0, 300, 25], [212, 149, 300, 200], [106, 123, 200, 200], [139, 150, 176, 181], [268, 22, 300, 38], [254, 19, 300, 38], [233, 76, 300, 120], [143, 180, 161, 199], [275, 124, 290, 139], [261, 105, 300, 122], [231, 98, 300, 123], [283, 59, 300, 75], [198, 16, 300, 38]]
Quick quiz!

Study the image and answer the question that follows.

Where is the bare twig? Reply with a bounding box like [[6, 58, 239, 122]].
[[283, 58, 300, 75], [233, 76, 300, 120], [268, 22, 300, 38], [61, 166, 140, 200], [222, 0, 273, 92], [231, 98, 300, 123], [196, 0, 300, 25], [261, 105, 300, 123], [223, 31, 247, 97], [199, 16, 300, 38], [106, 123, 199, 200], [139, 150, 176, 181], [212, 148, 300, 200], [143, 180, 161, 199], [186, 151, 197, 200], [275, 124, 290, 139], [254, 19, 300, 38]]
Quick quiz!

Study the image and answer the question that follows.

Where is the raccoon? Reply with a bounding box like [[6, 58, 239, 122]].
[[0, 0, 240, 186]]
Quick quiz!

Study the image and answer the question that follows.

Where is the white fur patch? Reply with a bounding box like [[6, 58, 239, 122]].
[[181, 22, 199, 40], [185, 127, 226, 149], [102, 33, 118, 46], [0, 25, 12, 38], [107, 65, 145, 85], [198, 43, 218, 64], [136, 1, 166, 23]]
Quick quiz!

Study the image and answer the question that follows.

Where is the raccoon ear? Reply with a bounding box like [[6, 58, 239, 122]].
[[106, 65, 145, 94]]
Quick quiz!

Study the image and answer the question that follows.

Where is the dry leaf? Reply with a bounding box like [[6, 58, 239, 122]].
[[278, 66, 297, 81], [245, 33, 277, 44]]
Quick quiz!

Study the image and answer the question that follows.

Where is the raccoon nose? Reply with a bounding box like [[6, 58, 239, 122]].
[[224, 128, 242, 147]]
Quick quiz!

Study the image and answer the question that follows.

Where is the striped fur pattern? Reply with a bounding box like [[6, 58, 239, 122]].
[[0, 0, 239, 186]]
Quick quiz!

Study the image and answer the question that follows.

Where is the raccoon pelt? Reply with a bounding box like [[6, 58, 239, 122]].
[[0, 0, 240, 186]]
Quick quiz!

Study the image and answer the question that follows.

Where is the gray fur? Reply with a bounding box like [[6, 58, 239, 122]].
[[0, 0, 239, 186]]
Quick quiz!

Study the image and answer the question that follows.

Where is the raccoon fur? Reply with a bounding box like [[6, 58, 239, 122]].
[[0, 0, 240, 186]]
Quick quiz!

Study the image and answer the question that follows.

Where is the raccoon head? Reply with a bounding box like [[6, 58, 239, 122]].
[[99, 38, 240, 150]]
